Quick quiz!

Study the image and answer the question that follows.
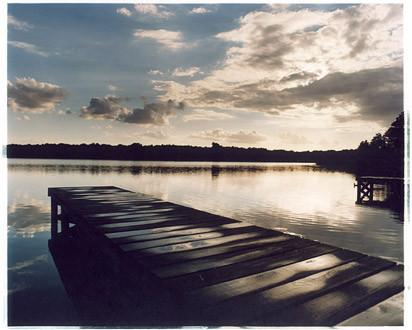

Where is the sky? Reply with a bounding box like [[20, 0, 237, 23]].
[[6, 2, 403, 151]]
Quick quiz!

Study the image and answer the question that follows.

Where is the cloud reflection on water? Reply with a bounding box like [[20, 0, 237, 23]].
[[8, 196, 50, 237]]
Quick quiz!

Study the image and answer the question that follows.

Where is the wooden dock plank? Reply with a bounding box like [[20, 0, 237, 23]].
[[119, 225, 263, 251], [126, 230, 275, 254], [259, 265, 404, 326], [95, 216, 231, 234], [200, 256, 394, 324], [47, 186, 404, 326], [158, 241, 338, 291], [153, 237, 314, 279], [337, 291, 403, 326], [104, 223, 211, 239], [132, 233, 290, 267], [182, 248, 363, 307], [112, 222, 254, 244]]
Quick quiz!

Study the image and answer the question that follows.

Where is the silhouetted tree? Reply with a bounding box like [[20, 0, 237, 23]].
[[356, 112, 404, 177]]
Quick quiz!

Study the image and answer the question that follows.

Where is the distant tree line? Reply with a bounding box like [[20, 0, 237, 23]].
[[6, 142, 358, 165], [7, 112, 404, 177]]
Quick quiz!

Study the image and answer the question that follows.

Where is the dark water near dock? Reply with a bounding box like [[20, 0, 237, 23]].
[[7, 159, 404, 325]]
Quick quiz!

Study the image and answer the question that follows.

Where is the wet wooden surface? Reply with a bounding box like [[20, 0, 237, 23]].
[[48, 186, 404, 326]]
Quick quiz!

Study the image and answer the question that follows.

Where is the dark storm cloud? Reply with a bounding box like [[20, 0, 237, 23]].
[[80, 97, 184, 125], [8, 78, 68, 113]]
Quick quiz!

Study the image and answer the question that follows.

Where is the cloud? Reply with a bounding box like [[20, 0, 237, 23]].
[[134, 29, 186, 50], [172, 67, 203, 77], [264, 4, 291, 13], [134, 4, 173, 18], [8, 15, 33, 31], [16, 114, 30, 121], [191, 129, 266, 144], [279, 71, 318, 83], [276, 66, 403, 122], [116, 7, 132, 17], [80, 97, 184, 125], [278, 132, 309, 146], [108, 84, 119, 92], [190, 7, 212, 14], [148, 69, 164, 76], [153, 5, 402, 125], [139, 130, 168, 140], [80, 95, 129, 120], [117, 100, 185, 125], [8, 255, 48, 272], [8, 41, 49, 57], [196, 66, 402, 122], [182, 109, 234, 122], [8, 197, 50, 237], [8, 78, 68, 113]]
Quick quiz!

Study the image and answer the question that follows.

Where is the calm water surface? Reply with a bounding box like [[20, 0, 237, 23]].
[[7, 159, 404, 325]]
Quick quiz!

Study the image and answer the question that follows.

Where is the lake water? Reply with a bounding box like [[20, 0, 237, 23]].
[[7, 159, 404, 325]]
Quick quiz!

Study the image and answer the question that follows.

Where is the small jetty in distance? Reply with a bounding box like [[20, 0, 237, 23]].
[[355, 176, 404, 208], [48, 186, 404, 326]]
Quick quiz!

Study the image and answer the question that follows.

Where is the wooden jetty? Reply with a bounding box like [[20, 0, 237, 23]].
[[355, 176, 404, 206], [48, 186, 404, 326]]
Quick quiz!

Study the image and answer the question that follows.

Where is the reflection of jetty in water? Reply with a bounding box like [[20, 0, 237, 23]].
[[355, 176, 404, 210], [49, 233, 163, 326]]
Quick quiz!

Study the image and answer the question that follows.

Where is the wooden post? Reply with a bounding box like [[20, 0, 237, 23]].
[[369, 183, 374, 202], [61, 205, 70, 235], [356, 178, 361, 204], [51, 196, 58, 239]]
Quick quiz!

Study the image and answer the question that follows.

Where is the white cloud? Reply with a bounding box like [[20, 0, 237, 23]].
[[191, 129, 266, 144], [134, 29, 186, 50], [190, 7, 212, 14], [134, 4, 173, 18], [138, 130, 169, 140], [8, 78, 68, 113], [16, 115, 31, 121], [116, 7, 132, 17], [8, 15, 32, 31], [8, 195, 51, 237], [149, 69, 164, 76], [108, 84, 119, 92], [8, 41, 49, 57], [278, 132, 309, 146], [264, 4, 291, 13], [153, 4, 403, 125], [183, 109, 234, 122], [172, 67, 203, 77]]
